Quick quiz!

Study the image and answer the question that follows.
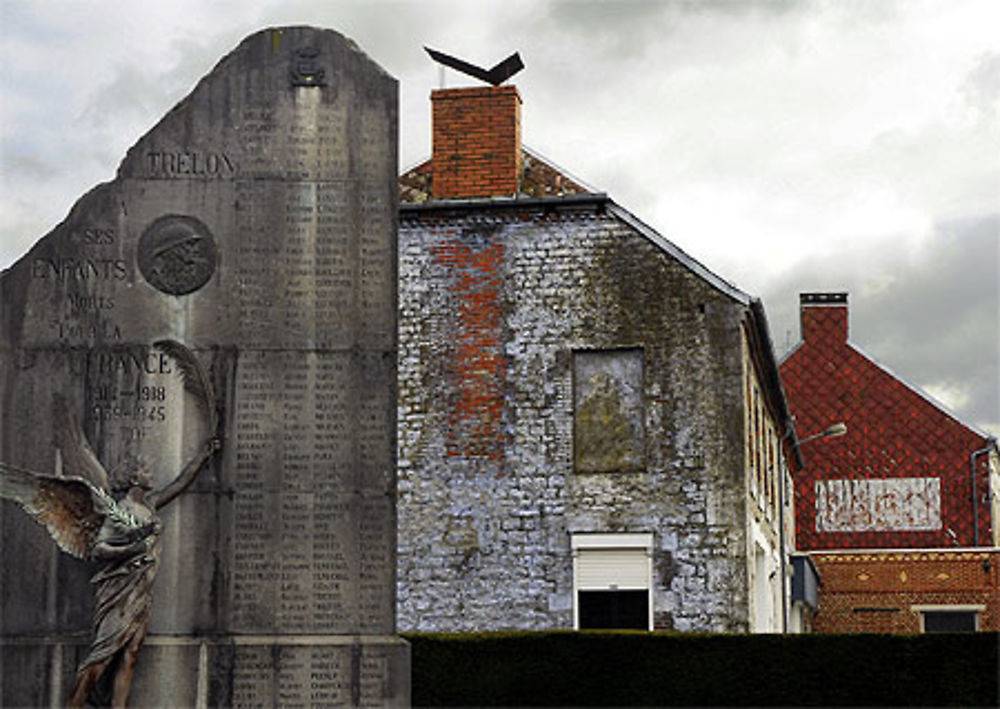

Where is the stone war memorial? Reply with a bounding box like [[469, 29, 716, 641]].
[[0, 27, 408, 706]]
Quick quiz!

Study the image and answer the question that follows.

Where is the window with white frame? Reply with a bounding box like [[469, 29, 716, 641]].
[[912, 605, 984, 633], [572, 533, 653, 630]]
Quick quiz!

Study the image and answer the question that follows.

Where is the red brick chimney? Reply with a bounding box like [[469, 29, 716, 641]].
[[431, 86, 522, 199], [800, 292, 849, 344]]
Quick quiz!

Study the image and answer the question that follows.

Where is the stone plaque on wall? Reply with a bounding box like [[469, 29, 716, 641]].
[[573, 349, 645, 473], [1, 26, 407, 706]]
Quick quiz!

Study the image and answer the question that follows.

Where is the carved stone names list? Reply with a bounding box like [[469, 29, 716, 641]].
[[234, 180, 356, 349], [232, 351, 358, 633]]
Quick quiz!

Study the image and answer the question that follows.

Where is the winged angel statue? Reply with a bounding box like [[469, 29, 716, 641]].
[[0, 340, 221, 708]]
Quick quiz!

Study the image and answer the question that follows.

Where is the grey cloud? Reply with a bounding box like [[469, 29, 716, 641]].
[[2, 152, 59, 180], [540, 0, 803, 38], [81, 33, 245, 131], [856, 216, 999, 434], [961, 51, 1000, 121], [539, 1, 679, 60], [764, 214, 1000, 435], [79, 64, 171, 137]]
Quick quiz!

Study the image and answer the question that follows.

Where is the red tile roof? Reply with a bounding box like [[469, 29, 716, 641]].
[[780, 300, 993, 550]]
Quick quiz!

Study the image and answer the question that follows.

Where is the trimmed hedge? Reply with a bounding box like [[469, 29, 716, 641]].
[[403, 631, 1000, 707]]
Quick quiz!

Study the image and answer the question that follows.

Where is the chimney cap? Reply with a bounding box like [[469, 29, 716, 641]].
[[800, 292, 848, 306]]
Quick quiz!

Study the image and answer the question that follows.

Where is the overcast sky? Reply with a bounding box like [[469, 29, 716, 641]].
[[1, 0, 997, 436]]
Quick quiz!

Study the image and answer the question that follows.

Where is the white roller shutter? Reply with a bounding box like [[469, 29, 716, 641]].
[[575, 549, 650, 590]]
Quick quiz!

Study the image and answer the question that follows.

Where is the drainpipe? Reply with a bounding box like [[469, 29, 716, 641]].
[[779, 421, 841, 633], [778, 457, 788, 633], [778, 422, 803, 634], [971, 437, 997, 547]]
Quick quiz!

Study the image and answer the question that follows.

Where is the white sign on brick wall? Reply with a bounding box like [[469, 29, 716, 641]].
[[815, 477, 942, 532]]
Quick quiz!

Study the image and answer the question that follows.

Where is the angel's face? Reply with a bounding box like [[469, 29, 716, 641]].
[[127, 466, 153, 492]]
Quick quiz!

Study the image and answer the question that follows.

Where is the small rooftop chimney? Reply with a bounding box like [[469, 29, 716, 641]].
[[800, 292, 849, 344], [431, 86, 522, 199]]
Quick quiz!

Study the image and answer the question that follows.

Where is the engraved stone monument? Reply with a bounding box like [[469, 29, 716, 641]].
[[0, 26, 408, 706]]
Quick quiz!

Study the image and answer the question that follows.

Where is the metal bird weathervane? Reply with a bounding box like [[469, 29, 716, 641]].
[[0, 340, 221, 708], [424, 47, 524, 85]]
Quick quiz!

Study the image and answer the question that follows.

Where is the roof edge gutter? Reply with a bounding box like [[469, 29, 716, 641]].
[[750, 298, 802, 468], [400, 192, 609, 215]]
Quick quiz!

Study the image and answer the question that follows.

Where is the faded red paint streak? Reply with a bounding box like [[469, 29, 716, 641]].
[[431, 238, 506, 461]]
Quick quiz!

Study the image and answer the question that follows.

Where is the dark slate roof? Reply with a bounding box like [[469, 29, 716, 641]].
[[399, 145, 592, 204], [398, 159, 433, 204]]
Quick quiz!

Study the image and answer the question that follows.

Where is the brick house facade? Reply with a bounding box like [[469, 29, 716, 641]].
[[780, 293, 999, 633], [395, 84, 798, 633], [811, 550, 1000, 633]]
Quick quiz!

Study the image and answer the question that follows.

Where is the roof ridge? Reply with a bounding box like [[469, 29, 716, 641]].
[[521, 144, 600, 195], [846, 340, 994, 441]]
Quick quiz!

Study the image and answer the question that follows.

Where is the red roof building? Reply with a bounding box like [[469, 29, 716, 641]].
[[780, 292, 998, 552]]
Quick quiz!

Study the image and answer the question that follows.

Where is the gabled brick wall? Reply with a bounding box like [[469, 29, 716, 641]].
[[397, 205, 753, 633], [431, 86, 522, 199], [780, 293, 993, 550]]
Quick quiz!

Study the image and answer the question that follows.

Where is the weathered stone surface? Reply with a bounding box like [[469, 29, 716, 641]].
[[1, 26, 406, 706], [397, 205, 749, 633]]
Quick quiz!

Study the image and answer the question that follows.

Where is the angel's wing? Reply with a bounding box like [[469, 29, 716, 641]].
[[0, 463, 108, 558], [52, 394, 110, 491]]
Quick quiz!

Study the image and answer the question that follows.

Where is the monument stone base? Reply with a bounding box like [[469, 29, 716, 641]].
[[2, 635, 410, 706]]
